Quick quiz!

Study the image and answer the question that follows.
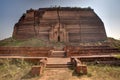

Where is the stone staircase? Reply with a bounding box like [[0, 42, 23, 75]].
[[46, 63, 72, 68], [47, 46, 70, 68], [46, 58, 72, 68]]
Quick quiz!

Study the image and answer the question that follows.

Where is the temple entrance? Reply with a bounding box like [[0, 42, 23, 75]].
[[58, 35, 60, 42], [49, 23, 68, 42]]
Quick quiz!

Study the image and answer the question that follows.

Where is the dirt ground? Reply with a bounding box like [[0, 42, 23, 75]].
[[39, 68, 91, 80]]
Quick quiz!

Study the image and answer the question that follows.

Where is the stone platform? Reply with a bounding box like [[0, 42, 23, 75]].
[[47, 58, 70, 64]]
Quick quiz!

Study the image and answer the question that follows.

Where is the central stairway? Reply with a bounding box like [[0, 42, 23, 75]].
[[46, 58, 72, 68], [50, 46, 66, 58], [46, 46, 72, 68]]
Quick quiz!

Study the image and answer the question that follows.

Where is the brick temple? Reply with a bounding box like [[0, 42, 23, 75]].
[[13, 7, 107, 43], [1, 7, 120, 77]]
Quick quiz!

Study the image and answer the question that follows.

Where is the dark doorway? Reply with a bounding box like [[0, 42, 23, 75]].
[[58, 36, 60, 42]]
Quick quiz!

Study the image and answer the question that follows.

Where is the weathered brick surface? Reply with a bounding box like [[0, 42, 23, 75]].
[[76, 65, 87, 74], [13, 7, 107, 43], [0, 47, 53, 57], [30, 58, 47, 76], [65, 46, 120, 56], [40, 58, 47, 67], [30, 66, 42, 76], [71, 57, 87, 74]]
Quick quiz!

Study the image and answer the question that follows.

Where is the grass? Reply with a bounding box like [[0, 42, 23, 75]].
[[107, 37, 120, 49], [0, 37, 46, 47], [113, 54, 120, 59], [0, 37, 66, 47], [0, 59, 40, 80], [1, 37, 120, 49], [69, 65, 120, 80], [87, 65, 120, 80]]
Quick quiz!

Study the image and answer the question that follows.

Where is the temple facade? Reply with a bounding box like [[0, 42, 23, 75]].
[[13, 7, 107, 43]]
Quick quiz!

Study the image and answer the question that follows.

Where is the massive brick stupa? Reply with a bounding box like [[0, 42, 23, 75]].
[[13, 7, 107, 43]]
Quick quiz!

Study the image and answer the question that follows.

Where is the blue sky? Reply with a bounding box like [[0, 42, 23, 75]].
[[0, 0, 120, 40]]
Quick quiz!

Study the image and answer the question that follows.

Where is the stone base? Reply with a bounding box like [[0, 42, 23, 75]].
[[75, 65, 87, 74], [30, 66, 42, 76]]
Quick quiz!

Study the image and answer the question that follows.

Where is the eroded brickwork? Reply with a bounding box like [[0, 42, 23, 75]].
[[13, 7, 107, 43]]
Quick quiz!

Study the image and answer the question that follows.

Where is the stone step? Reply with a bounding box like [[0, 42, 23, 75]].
[[54, 47, 64, 51], [49, 55, 65, 58], [47, 58, 70, 63], [50, 51, 66, 57], [46, 63, 72, 68], [51, 53, 65, 56], [52, 51, 66, 54], [50, 54, 65, 57]]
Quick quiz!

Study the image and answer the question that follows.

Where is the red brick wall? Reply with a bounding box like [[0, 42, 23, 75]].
[[0, 47, 53, 57]]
